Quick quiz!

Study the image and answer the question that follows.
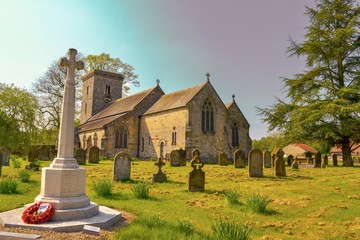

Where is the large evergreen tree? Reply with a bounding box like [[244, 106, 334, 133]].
[[259, 0, 360, 166]]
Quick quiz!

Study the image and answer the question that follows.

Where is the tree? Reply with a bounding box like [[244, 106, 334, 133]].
[[83, 53, 139, 95], [252, 132, 290, 152], [258, 0, 360, 166], [32, 56, 83, 133], [0, 84, 38, 151]]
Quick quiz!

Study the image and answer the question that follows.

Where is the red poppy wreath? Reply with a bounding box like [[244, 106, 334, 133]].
[[22, 202, 55, 224]]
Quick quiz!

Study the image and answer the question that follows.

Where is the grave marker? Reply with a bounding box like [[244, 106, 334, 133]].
[[263, 151, 271, 168], [218, 152, 228, 166], [234, 149, 245, 168], [76, 148, 86, 165], [170, 150, 180, 167], [188, 156, 205, 192], [0, 147, 10, 166], [89, 146, 99, 163], [152, 158, 167, 182], [275, 148, 286, 177], [113, 152, 131, 181], [248, 149, 263, 177]]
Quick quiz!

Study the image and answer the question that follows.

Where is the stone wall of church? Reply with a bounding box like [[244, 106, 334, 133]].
[[186, 83, 230, 162], [139, 108, 188, 159], [226, 103, 252, 159]]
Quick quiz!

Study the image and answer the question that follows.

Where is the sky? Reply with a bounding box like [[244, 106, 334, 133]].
[[0, 0, 319, 140]]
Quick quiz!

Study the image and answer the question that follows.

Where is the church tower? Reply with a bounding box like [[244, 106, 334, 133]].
[[80, 70, 124, 124]]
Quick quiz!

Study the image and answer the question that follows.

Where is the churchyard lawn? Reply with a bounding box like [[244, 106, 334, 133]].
[[1, 158, 360, 239]]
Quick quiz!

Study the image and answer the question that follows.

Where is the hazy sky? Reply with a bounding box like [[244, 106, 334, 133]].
[[0, 0, 319, 139]]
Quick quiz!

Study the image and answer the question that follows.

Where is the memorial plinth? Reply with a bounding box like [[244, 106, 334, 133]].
[[0, 48, 121, 231]]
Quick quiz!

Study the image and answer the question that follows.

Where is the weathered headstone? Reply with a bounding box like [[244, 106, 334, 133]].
[[0, 147, 10, 166], [263, 151, 271, 168], [113, 152, 131, 181], [170, 150, 180, 167], [218, 152, 228, 166], [152, 158, 167, 182], [28, 148, 39, 163], [332, 154, 338, 166], [188, 156, 205, 192], [179, 148, 186, 166], [234, 149, 246, 168], [314, 152, 321, 168], [275, 148, 286, 177], [38, 145, 50, 161], [192, 149, 200, 159], [248, 149, 263, 177], [323, 154, 328, 165], [76, 148, 86, 165], [292, 157, 299, 170], [89, 146, 100, 163]]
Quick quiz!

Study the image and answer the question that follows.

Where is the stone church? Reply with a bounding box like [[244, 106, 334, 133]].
[[77, 69, 252, 162]]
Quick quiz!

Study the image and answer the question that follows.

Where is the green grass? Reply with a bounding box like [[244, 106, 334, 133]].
[[211, 218, 252, 240], [18, 169, 31, 182], [11, 158, 21, 168], [1, 158, 360, 239], [246, 193, 271, 214], [131, 181, 150, 199], [0, 178, 18, 194], [224, 189, 240, 205], [92, 179, 113, 198]]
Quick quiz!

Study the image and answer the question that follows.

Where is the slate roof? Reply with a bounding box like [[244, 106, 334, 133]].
[[78, 87, 158, 132], [143, 82, 207, 115]]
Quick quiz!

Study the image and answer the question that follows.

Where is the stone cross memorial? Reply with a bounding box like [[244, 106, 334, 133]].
[[152, 158, 167, 182], [248, 149, 263, 177], [113, 152, 131, 181], [188, 156, 205, 192]]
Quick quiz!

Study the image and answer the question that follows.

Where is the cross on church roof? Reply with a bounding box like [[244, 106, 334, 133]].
[[232, 94, 235, 102], [206, 72, 210, 82], [156, 79, 160, 86]]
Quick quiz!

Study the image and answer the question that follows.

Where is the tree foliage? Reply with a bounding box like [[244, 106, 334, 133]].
[[258, 0, 360, 166], [83, 53, 139, 95], [0, 84, 38, 151], [252, 133, 290, 152]]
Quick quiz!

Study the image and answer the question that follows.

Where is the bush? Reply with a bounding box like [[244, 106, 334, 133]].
[[224, 190, 240, 205], [0, 178, 18, 194], [211, 219, 252, 240], [11, 158, 21, 168], [131, 182, 150, 199], [92, 179, 113, 197], [18, 169, 31, 182], [246, 193, 271, 214]]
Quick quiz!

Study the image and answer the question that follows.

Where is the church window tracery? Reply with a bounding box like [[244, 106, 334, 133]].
[[232, 122, 239, 147], [201, 98, 214, 132], [115, 125, 128, 148]]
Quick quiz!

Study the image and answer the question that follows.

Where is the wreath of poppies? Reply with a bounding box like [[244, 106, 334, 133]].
[[22, 202, 55, 224]]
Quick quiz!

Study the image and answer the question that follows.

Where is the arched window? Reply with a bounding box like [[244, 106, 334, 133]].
[[232, 122, 239, 147], [201, 98, 214, 132], [115, 125, 128, 148]]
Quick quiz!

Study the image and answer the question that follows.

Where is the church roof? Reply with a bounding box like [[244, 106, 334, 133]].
[[78, 114, 125, 132], [88, 87, 157, 121], [143, 82, 206, 115]]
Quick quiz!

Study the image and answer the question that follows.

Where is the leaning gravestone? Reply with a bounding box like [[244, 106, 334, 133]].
[[113, 152, 131, 181], [332, 154, 338, 166], [188, 155, 205, 192], [179, 148, 186, 166], [234, 149, 245, 168], [89, 146, 99, 163], [263, 151, 271, 168], [275, 148, 286, 177], [152, 158, 167, 182], [314, 152, 321, 168], [218, 152, 228, 166], [192, 149, 200, 159], [248, 149, 263, 177], [170, 150, 181, 167], [76, 148, 86, 165], [0, 147, 10, 166]]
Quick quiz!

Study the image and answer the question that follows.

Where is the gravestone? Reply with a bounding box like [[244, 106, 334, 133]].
[[292, 157, 299, 170], [179, 148, 186, 166], [323, 154, 328, 165], [38, 145, 50, 161], [113, 152, 131, 181], [332, 154, 338, 166], [170, 150, 180, 167], [28, 148, 39, 162], [188, 156, 205, 192], [275, 148, 286, 177], [218, 152, 228, 166], [0, 147, 10, 166], [89, 146, 99, 163], [152, 158, 167, 182], [263, 151, 271, 168], [248, 149, 263, 177], [287, 155, 294, 166], [192, 149, 200, 159], [314, 152, 321, 168], [76, 148, 86, 165], [234, 149, 245, 168]]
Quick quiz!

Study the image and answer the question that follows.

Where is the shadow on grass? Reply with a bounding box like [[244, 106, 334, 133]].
[[157, 179, 185, 185], [105, 192, 129, 201]]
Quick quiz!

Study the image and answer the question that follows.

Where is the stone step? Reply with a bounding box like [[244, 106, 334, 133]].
[[0, 231, 42, 239]]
